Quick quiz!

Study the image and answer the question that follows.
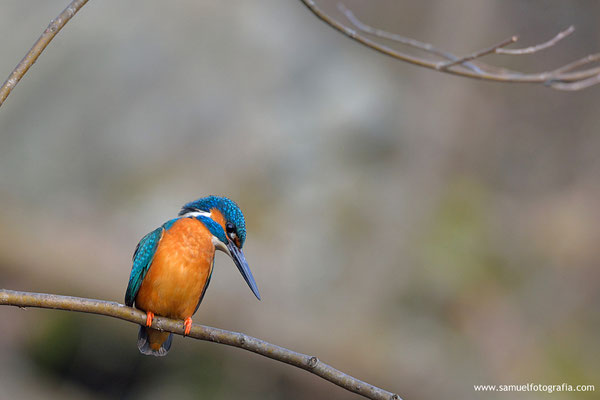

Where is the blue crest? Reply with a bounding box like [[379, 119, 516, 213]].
[[179, 196, 247, 246]]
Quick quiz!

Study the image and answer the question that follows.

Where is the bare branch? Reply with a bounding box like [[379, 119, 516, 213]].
[[0, 289, 401, 400], [298, 0, 600, 90], [550, 53, 600, 75], [496, 26, 575, 55], [2, 0, 597, 104], [337, 3, 485, 74], [0, 0, 89, 107], [549, 74, 600, 91]]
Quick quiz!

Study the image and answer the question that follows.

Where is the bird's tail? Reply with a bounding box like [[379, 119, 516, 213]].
[[137, 326, 173, 357]]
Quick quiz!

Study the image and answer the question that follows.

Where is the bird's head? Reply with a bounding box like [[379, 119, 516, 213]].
[[179, 196, 260, 300]]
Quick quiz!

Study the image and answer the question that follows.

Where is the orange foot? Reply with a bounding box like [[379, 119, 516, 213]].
[[184, 317, 193, 336], [145, 311, 155, 327]]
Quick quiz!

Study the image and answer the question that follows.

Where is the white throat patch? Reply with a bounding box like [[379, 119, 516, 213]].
[[212, 235, 230, 255], [181, 210, 212, 219]]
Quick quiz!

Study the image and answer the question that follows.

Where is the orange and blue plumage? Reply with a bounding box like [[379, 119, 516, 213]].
[[125, 196, 260, 356]]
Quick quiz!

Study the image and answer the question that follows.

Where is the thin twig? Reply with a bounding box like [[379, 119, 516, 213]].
[[0, 289, 401, 400], [0, 0, 89, 107], [438, 36, 518, 70], [496, 26, 574, 55], [337, 3, 485, 74], [550, 53, 600, 75], [549, 74, 600, 91], [298, 0, 600, 90]]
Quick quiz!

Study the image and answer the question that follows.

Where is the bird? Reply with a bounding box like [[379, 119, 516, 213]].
[[125, 195, 260, 356]]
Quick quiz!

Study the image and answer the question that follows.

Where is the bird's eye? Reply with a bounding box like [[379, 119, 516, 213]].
[[226, 222, 237, 240]]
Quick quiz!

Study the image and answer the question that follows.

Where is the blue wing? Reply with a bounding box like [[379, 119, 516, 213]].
[[125, 226, 164, 306]]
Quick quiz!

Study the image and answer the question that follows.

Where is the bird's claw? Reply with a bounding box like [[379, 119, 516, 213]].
[[184, 317, 193, 336], [145, 311, 154, 327]]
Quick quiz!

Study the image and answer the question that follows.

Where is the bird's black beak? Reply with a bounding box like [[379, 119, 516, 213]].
[[227, 241, 261, 300]]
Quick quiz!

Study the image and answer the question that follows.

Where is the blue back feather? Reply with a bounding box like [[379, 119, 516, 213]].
[[125, 226, 164, 306]]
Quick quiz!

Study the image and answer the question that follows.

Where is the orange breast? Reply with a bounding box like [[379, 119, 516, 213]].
[[135, 218, 215, 319]]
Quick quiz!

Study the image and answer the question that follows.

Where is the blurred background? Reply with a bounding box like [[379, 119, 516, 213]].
[[1, 1, 599, 399]]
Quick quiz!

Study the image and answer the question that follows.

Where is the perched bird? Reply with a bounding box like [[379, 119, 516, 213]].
[[125, 196, 260, 356]]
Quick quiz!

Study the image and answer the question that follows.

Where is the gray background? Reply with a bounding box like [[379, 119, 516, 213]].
[[1, 1, 599, 399]]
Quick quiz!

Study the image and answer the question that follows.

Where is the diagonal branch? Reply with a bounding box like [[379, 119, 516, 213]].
[[0, 0, 89, 107], [438, 36, 518, 70], [299, 0, 600, 90], [0, 289, 401, 400]]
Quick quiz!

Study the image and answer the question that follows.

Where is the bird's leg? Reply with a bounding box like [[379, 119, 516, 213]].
[[145, 311, 154, 327], [183, 317, 193, 336]]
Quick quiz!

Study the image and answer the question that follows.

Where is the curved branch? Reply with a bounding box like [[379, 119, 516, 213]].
[[0, 0, 89, 107], [299, 0, 600, 90], [0, 289, 401, 400], [496, 26, 575, 55]]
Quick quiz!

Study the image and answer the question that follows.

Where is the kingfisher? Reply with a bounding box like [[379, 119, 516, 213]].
[[125, 195, 260, 356]]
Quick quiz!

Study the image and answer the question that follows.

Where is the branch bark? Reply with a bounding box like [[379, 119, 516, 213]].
[[0, 289, 401, 400]]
